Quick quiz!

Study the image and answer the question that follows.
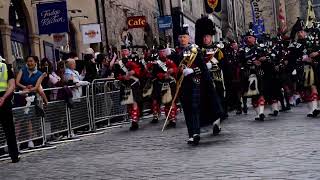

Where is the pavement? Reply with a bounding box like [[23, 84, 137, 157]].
[[1, 104, 320, 179]]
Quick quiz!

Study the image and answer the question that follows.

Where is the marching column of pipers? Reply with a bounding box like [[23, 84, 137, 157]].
[[113, 16, 320, 145]]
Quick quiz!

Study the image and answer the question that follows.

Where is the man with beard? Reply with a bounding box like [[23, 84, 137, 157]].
[[171, 24, 223, 145]]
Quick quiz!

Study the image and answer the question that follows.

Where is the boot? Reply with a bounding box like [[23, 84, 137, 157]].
[[129, 121, 139, 131], [151, 102, 160, 124], [129, 106, 140, 130], [166, 120, 176, 128]]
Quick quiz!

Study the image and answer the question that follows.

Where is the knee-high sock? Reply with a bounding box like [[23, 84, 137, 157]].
[[272, 102, 279, 112]]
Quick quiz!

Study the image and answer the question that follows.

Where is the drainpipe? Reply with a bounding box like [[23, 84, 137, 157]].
[[101, 0, 109, 52], [95, 0, 103, 53]]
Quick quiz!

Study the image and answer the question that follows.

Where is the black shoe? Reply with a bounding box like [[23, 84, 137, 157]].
[[166, 121, 176, 128], [192, 134, 200, 145], [296, 98, 301, 105], [255, 114, 265, 121], [11, 157, 20, 163], [236, 109, 242, 115], [313, 109, 320, 117], [187, 137, 194, 144], [129, 122, 139, 131], [307, 113, 315, 118], [279, 107, 290, 112], [243, 107, 248, 114], [150, 118, 159, 124], [269, 110, 279, 116]]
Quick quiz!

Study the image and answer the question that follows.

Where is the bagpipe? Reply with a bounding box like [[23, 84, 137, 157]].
[[117, 59, 140, 105], [141, 50, 157, 98]]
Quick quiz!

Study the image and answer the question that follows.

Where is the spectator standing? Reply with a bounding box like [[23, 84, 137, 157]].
[[83, 48, 98, 82], [15, 56, 48, 148], [64, 58, 89, 100]]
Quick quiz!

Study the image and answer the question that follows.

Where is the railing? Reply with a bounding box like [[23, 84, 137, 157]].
[[0, 79, 129, 157]]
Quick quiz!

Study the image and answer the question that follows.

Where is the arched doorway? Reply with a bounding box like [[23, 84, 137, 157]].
[[9, 0, 30, 61]]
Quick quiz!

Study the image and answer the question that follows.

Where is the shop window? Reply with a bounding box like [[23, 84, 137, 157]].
[[11, 41, 24, 59], [43, 41, 56, 70], [9, 0, 29, 60]]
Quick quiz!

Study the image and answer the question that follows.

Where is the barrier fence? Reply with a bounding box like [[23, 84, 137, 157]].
[[0, 78, 130, 157]]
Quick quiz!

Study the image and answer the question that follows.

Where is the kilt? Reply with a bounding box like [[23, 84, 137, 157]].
[[152, 78, 176, 105], [120, 79, 142, 104]]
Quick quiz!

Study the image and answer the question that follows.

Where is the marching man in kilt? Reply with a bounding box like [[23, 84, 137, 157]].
[[171, 25, 223, 145], [149, 45, 178, 127], [288, 19, 320, 117], [114, 45, 142, 130], [240, 30, 267, 121]]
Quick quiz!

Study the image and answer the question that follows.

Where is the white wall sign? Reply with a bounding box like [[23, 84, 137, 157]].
[[52, 33, 67, 47], [81, 24, 102, 44]]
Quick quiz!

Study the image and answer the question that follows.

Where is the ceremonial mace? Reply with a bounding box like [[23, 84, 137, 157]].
[[161, 46, 198, 131]]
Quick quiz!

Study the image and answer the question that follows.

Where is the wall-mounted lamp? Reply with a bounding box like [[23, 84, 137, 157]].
[[68, 9, 82, 13], [70, 15, 88, 21]]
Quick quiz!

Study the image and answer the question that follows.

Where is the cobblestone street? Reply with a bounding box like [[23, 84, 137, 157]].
[[1, 105, 320, 179]]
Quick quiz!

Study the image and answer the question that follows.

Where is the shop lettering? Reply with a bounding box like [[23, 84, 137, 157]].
[[128, 19, 146, 26], [40, 9, 66, 26], [127, 16, 147, 28], [251, 0, 262, 19]]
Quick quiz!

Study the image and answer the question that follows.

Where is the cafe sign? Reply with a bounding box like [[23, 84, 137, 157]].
[[127, 16, 147, 29]]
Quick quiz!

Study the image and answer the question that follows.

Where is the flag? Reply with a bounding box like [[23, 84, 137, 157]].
[[205, 0, 221, 13], [278, 0, 287, 33], [306, 0, 316, 28]]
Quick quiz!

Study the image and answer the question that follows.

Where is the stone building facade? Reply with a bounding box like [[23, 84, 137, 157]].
[[0, 0, 161, 66], [222, 0, 246, 41], [0, 0, 100, 65], [103, 0, 160, 51], [243, 0, 319, 37]]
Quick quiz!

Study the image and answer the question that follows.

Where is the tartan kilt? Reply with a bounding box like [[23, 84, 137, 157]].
[[152, 78, 176, 105], [120, 79, 142, 104]]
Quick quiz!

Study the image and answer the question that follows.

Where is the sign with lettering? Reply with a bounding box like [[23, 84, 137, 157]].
[[158, 16, 172, 30], [127, 16, 147, 29], [36, 1, 69, 35], [53, 33, 67, 47], [81, 24, 102, 44], [250, 0, 265, 37]]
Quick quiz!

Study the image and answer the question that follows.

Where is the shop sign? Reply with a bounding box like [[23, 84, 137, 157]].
[[127, 16, 146, 29]]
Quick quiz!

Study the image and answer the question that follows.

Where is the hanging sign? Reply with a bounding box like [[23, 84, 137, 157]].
[[36, 1, 69, 35]]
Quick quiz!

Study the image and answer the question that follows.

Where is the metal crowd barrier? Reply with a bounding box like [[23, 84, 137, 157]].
[[91, 78, 128, 130], [0, 79, 130, 158], [0, 78, 159, 159]]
